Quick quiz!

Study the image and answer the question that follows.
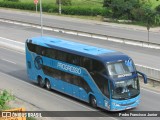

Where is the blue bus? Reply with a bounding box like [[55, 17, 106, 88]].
[[25, 36, 147, 111]]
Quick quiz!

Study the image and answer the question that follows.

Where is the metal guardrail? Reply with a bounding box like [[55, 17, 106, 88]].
[[0, 37, 160, 83], [0, 18, 160, 49]]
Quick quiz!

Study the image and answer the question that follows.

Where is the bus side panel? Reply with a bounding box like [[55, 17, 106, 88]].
[[64, 82, 73, 96], [26, 49, 45, 82], [79, 87, 88, 101], [26, 47, 37, 81]]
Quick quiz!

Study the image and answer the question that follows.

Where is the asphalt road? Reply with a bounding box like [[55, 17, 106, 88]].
[[0, 9, 160, 44], [0, 21, 160, 69], [0, 44, 160, 120]]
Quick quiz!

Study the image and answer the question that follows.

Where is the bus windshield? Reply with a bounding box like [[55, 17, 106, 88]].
[[111, 78, 139, 100], [107, 60, 135, 77]]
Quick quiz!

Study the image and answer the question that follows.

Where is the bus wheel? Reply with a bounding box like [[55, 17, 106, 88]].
[[90, 95, 97, 108], [45, 79, 51, 90], [38, 76, 45, 88]]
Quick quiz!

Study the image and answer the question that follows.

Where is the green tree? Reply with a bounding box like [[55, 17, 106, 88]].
[[142, 3, 158, 26], [156, 5, 160, 13], [107, 0, 140, 19], [103, 0, 111, 7]]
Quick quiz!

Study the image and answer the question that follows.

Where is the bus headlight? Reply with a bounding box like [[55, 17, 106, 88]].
[[104, 100, 108, 107], [112, 102, 120, 106], [135, 99, 140, 103], [104, 100, 110, 109]]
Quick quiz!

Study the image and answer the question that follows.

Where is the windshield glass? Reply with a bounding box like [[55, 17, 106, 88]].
[[110, 78, 139, 100], [107, 60, 135, 77]]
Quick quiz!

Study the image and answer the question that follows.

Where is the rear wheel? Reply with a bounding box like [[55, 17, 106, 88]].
[[45, 80, 51, 90], [90, 95, 97, 108], [38, 76, 45, 88]]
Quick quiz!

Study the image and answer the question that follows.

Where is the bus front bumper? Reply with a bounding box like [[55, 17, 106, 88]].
[[110, 95, 140, 111]]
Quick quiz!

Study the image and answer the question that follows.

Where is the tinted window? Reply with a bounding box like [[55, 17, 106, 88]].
[[44, 48, 53, 59], [42, 65, 91, 93], [27, 43, 36, 52]]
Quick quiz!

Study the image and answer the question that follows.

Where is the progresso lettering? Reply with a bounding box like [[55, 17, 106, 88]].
[[57, 62, 81, 75], [118, 73, 132, 78]]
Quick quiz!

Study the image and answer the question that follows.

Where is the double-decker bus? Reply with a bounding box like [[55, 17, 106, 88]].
[[25, 36, 147, 111]]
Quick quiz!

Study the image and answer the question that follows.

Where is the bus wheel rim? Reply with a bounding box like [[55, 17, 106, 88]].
[[46, 81, 50, 88]]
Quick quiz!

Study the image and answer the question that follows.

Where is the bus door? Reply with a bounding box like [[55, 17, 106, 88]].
[[72, 76, 80, 98], [79, 79, 88, 101]]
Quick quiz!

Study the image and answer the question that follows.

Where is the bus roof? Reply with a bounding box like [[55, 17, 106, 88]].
[[28, 36, 130, 62]]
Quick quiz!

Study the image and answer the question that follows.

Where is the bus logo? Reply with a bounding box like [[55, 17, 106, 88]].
[[34, 56, 43, 70], [125, 59, 132, 67], [57, 62, 81, 75]]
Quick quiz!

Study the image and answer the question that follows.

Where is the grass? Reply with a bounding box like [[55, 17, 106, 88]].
[[20, 0, 103, 7], [0, 90, 15, 110]]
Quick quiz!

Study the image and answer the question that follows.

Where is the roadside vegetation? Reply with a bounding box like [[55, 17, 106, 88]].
[[0, 90, 14, 110], [0, 90, 36, 120], [0, 0, 160, 26]]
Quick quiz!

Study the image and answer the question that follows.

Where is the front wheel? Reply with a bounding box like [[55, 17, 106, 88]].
[[90, 96, 97, 108], [45, 80, 51, 90]]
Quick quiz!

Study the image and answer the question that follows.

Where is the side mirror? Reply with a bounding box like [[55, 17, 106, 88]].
[[137, 71, 147, 84]]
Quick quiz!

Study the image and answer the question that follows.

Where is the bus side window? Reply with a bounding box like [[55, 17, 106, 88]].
[[42, 48, 46, 56], [27, 43, 36, 52], [92, 60, 106, 75], [56, 51, 67, 62], [103, 80, 109, 98], [35, 45, 42, 55], [72, 76, 79, 86], [79, 78, 90, 93], [83, 58, 92, 71], [64, 73, 70, 83], [72, 55, 81, 66]]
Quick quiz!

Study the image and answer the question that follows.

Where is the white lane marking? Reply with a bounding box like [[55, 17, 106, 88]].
[[1, 58, 16, 64], [0, 37, 24, 45], [0, 72, 117, 120], [0, 46, 25, 55], [141, 88, 160, 95]]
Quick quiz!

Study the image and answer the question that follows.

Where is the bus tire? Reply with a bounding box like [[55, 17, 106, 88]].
[[38, 76, 45, 88], [45, 79, 51, 91], [90, 95, 97, 108]]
